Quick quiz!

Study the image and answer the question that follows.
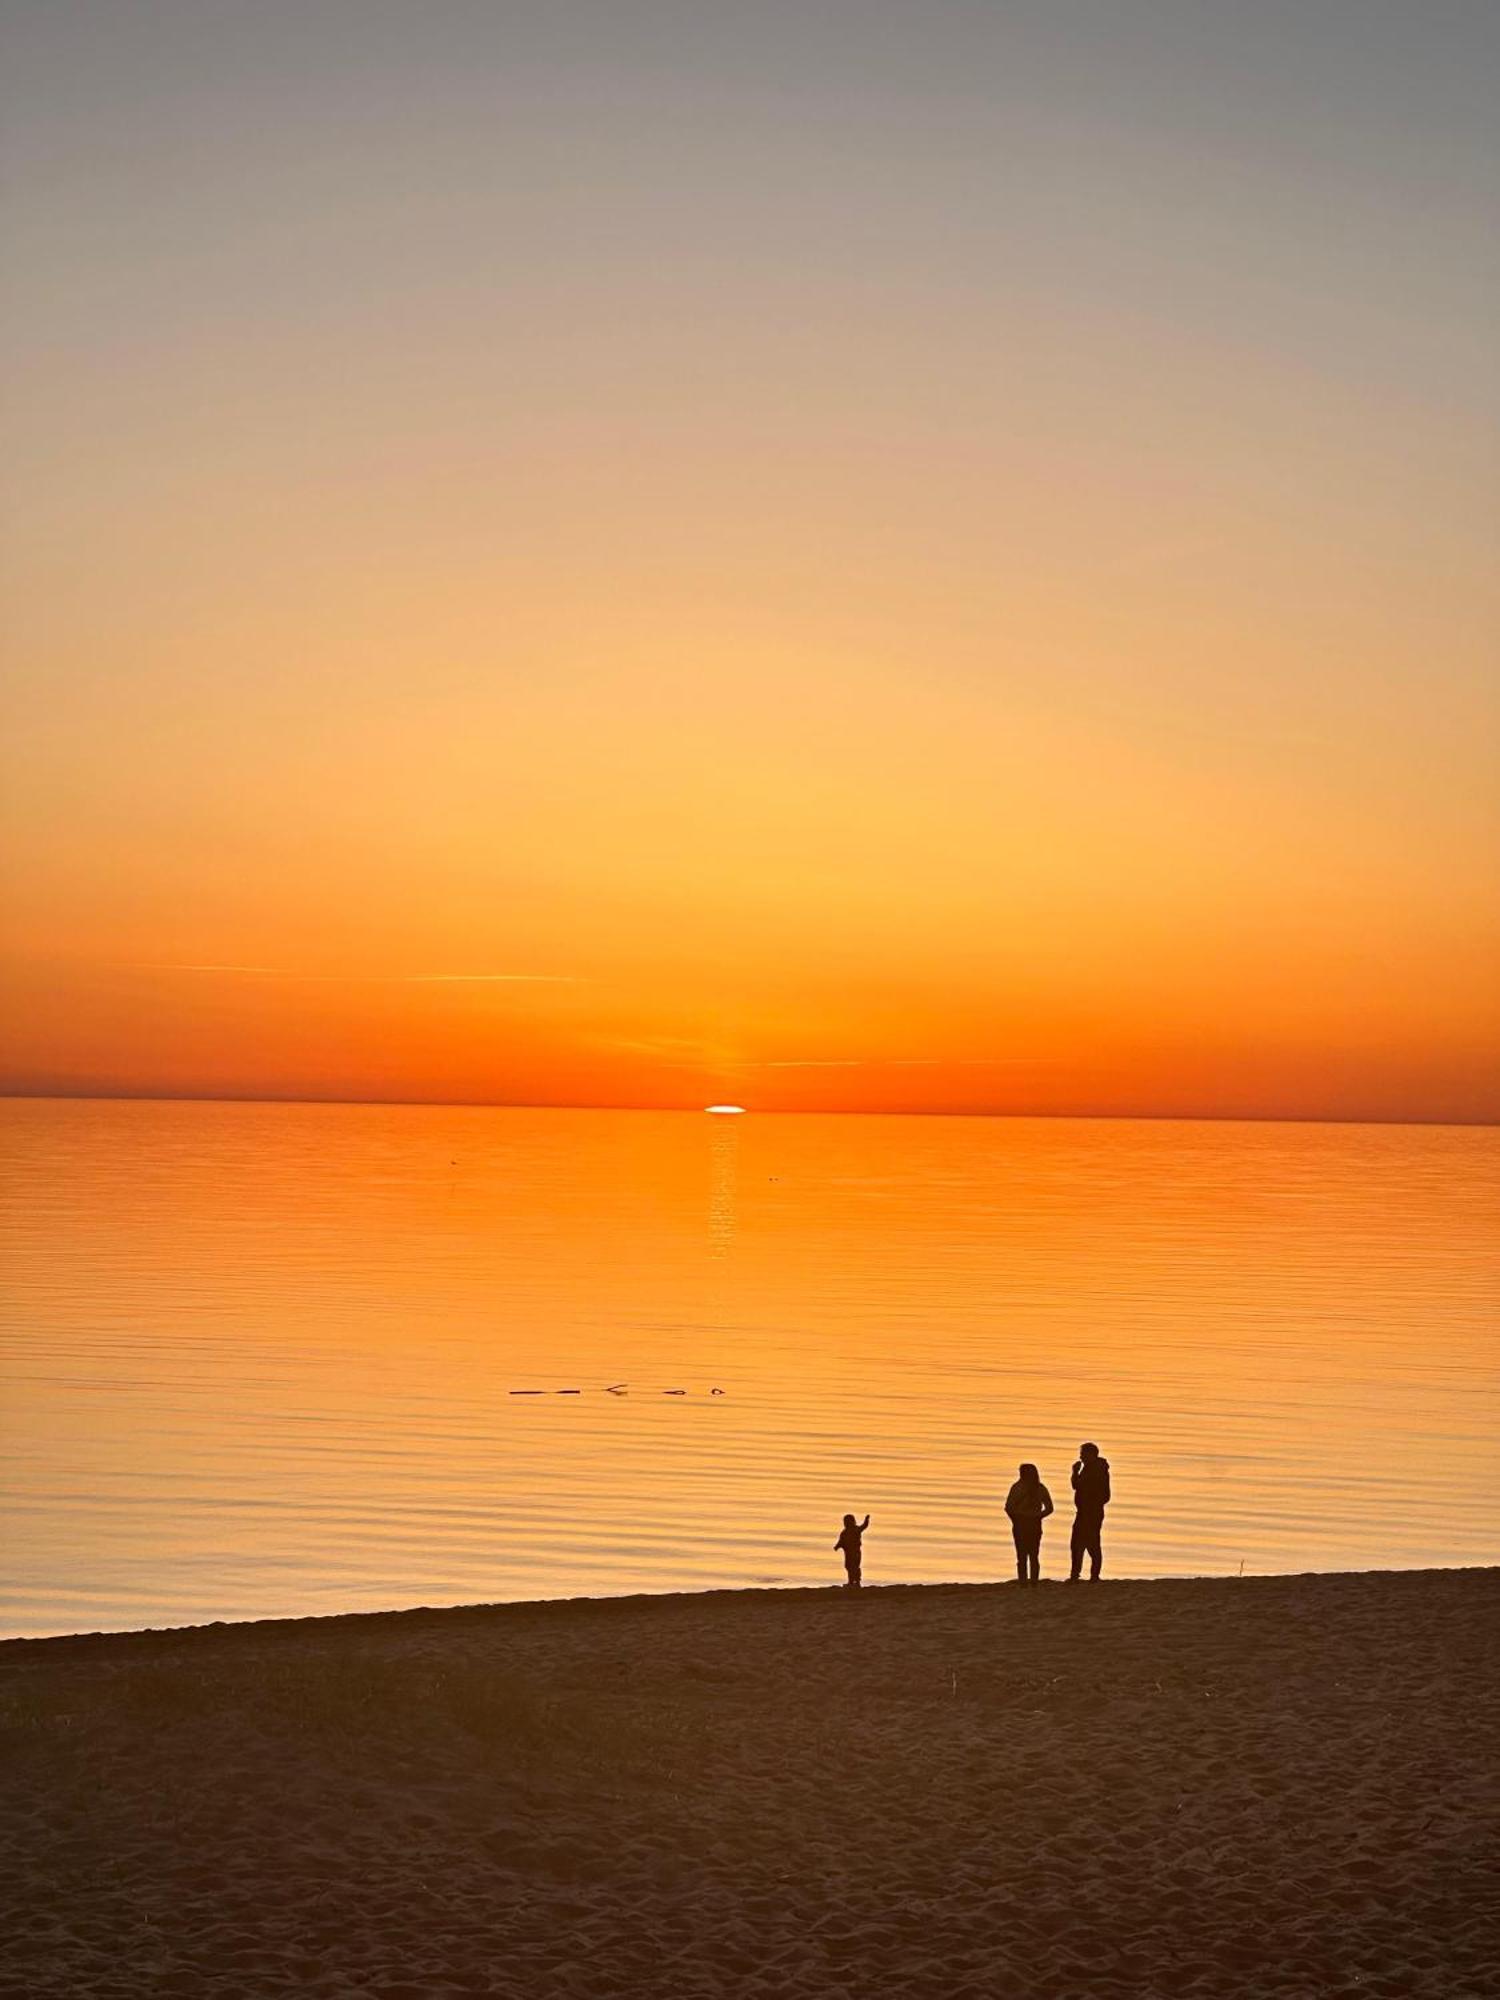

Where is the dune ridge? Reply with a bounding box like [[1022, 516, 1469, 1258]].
[[3, 1569, 1497, 1998]]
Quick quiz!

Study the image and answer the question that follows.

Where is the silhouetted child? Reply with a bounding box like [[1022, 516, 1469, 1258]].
[[1004, 1462, 1055, 1583], [835, 1512, 870, 1589]]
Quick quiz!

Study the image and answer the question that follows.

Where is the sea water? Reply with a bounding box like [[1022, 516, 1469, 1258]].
[[2, 1100, 1495, 1636]]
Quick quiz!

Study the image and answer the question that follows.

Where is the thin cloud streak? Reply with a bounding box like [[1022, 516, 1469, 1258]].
[[393, 974, 582, 985], [751, 1057, 1059, 1070], [131, 966, 582, 984]]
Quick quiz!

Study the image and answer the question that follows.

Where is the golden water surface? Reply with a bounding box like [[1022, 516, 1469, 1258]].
[[2, 1100, 1495, 1636]]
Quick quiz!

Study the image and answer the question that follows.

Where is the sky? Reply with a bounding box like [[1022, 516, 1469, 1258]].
[[1, 0, 1497, 1120]]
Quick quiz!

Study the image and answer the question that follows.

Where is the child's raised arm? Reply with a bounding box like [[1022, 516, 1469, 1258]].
[[860, 1514, 871, 1531]]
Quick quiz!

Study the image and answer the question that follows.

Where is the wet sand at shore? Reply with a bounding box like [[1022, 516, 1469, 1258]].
[[3, 1569, 1496, 1998]]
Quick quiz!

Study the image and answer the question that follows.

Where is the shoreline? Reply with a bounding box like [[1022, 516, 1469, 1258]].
[[3, 1559, 1497, 1654], [5, 1566, 1496, 1996]]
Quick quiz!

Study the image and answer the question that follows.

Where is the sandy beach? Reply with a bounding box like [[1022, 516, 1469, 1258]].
[[3, 1569, 1496, 1999]]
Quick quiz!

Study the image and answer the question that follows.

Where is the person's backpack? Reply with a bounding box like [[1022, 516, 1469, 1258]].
[[1077, 1458, 1111, 1508]]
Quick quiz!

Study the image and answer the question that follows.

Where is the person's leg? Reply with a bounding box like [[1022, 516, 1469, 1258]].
[[1028, 1527, 1042, 1583], [1011, 1523, 1026, 1582], [1069, 1514, 1085, 1581], [846, 1561, 861, 1590], [1089, 1520, 1103, 1579]]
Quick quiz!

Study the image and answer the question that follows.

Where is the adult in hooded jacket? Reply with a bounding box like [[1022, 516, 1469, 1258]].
[[1069, 1441, 1111, 1581]]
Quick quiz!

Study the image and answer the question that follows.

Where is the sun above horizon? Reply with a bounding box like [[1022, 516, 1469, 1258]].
[[705, 1106, 746, 1115]]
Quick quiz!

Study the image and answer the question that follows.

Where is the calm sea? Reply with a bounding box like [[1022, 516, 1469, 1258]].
[[1, 1100, 1495, 1637]]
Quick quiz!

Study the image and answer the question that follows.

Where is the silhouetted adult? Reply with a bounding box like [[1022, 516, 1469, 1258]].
[[1004, 1462, 1054, 1584], [1068, 1441, 1111, 1581]]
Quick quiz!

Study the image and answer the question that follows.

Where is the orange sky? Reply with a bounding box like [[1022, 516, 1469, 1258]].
[[2, 3, 1497, 1121]]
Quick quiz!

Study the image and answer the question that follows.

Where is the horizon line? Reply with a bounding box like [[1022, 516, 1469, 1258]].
[[0, 1088, 1493, 1131]]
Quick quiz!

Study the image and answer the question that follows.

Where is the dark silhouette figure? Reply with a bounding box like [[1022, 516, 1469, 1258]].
[[1069, 1441, 1111, 1580], [835, 1512, 870, 1589], [1004, 1462, 1055, 1583]]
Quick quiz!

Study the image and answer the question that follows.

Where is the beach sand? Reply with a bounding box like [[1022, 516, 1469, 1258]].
[[3, 1569, 1496, 1998]]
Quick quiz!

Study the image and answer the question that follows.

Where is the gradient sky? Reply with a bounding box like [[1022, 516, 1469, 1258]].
[[2, 1, 1497, 1119]]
